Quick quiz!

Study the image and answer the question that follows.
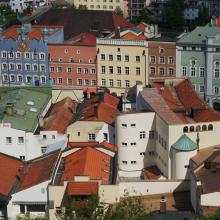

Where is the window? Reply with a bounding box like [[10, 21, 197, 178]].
[[214, 68, 220, 78], [9, 64, 15, 70], [125, 80, 130, 88], [88, 133, 96, 141], [6, 137, 12, 144], [190, 67, 196, 77], [3, 75, 8, 81], [77, 67, 82, 73], [122, 142, 127, 146], [117, 66, 121, 74], [77, 50, 80, 54], [109, 54, 113, 61], [2, 63, 7, 70], [125, 55, 129, 62], [18, 75, 23, 82], [131, 161, 136, 164], [131, 142, 136, 146], [109, 79, 113, 87], [18, 137, 24, 143], [101, 79, 106, 86], [150, 56, 156, 64], [25, 64, 31, 71], [91, 80, 96, 86], [77, 79, 82, 86], [10, 75, 15, 82], [2, 52, 7, 58], [116, 80, 121, 87], [121, 124, 127, 128], [40, 53, 45, 60], [159, 56, 165, 64], [131, 124, 136, 127], [67, 67, 72, 73], [159, 68, 165, 76], [64, 49, 68, 54], [135, 56, 140, 62], [17, 64, 22, 71], [57, 67, 62, 72], [159, 48, 164, 53], [50, 67, 55, 72], [78, 132, 80, 136], [168, 56, 174, 64], [103, 133, 108, 141], [140, 131, 146, 139], [117, 55, 121, 61], [140, 152, 145, 155], [109, 66, 113, 74], [58, 78, 63, 84], [9, 52, 13, 59], [84, 68, 89, 74], [200, 67, 205, 77], [214, 86, 219, 94], [101, 66, 106, 74], [84, 79, 89, 86], [25, 53, 30, 59], [150, 67, 156, 76], [182, 66, 187, 76], [40, 65, 45, 72], [67, 78, 72, 85], [136, 67, 140, 75], [149, 131, 154, 139], [101, 54, 105, 60], [199, 85, 204, 93], [122, 161, 127, 164], [91, 69, 96, 74], [125, 67, 129, 75], [26, 76, 32, 83], [20, 156, 25, 160], [168, 68, 174, 76], [16, 52, 21, 59]]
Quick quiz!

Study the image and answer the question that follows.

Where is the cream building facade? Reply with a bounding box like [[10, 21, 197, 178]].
[[96, 38, 148, 96]]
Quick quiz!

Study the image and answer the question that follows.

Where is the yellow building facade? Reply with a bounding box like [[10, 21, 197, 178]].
[[73, 0, 126, 16], [96, 38, 148, 95]]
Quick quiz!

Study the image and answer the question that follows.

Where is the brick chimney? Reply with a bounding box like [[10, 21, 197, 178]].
[[160, 195, 167, 213]]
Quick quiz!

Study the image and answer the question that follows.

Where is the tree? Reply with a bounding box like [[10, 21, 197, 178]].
[[115, 6, 123, 16], [164, 0, 185, 28], [196, 7, 210, 26], [78, 5, 88, 10], [193, 209, 220, 220], [105, 195, 146, 220]]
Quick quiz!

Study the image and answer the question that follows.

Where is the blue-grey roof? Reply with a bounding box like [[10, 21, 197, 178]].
[[172, 134, 197, 151]]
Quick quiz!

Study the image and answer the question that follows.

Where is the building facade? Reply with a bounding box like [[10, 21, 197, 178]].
[[176, 25, 220, 110], [148, 39, 176, 79], [0, 25, 64, 87], [97, 38, 148, 96], [48, 34, 97, 95]]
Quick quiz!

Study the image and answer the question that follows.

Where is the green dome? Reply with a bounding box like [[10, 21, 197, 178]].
[[172, 134, 197, 151]]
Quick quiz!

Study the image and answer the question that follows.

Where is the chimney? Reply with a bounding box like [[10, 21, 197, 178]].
[[42, 27, 48, 42], [115, 26, 120, 39], [20, 25, 26, 41], [0, 26, 3, 40], [160, 195, 167, 213], [94, 104, 98, 115]]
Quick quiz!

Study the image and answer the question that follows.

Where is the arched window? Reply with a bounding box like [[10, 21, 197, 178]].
[[183, 126, 188, 133], [208, 124, 213, 131], [202, 125, 207, 131], [196, 125, 201, 132], [215, 61, 220, 68], [190, 126, 195, 132]]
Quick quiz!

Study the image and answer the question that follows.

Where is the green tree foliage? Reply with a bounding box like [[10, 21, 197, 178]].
[[0, 6, 19, 28], [193, 209, 220, 220], [164, 0, 185, 28], [16, 214, 48, 220], [78, 5, 88, 10], [115, 6, 123, 16], [197, 7, 210, 26]]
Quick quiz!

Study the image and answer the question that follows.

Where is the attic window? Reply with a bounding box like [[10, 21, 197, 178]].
[[183, 126, 188, 133]]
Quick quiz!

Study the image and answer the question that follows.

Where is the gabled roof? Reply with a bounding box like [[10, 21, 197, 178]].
[[0, 153, 23, 197], [18, 150, 60, 192], [61, 147, 113, 185], [67, 182, 98, 196], [42, 97, 78, 133], [66, 32, 96, 45], [172, 134, 197, 151], [77, 93, 120, 126]]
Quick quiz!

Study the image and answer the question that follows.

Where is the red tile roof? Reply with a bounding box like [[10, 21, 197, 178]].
[[42, 97, 78, 133], [0, 153, 23, 197], [78, 93, 120, 126], [150, 79, 220, 124], [67, 141, 117, 153], [136, 23, 146, 32], [121, 32, 146, 40], [18, 150, 60, 191], [61, 147, 112, 185], [112, 12, 133, 29], [67, 182, 98, 196], [68, 32, 96, 45]]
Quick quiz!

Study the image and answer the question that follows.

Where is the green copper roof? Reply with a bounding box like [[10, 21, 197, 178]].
[[177, 26, 220, 45], [0, 88, 51, 132], [172, 134, 197, 151]]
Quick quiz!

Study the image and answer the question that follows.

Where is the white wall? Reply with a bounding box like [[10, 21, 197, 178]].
[[7, 181, 49, 219], [116, 112, 156, 177], [201, 192, 220, 206]]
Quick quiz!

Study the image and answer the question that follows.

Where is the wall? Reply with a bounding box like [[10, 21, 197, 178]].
[[99, 185, 120, 204], [7, 181, 49, 219], [201, 192, 220, 206], [97, 39, 148, 96], [116, 112, 156, 177]]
